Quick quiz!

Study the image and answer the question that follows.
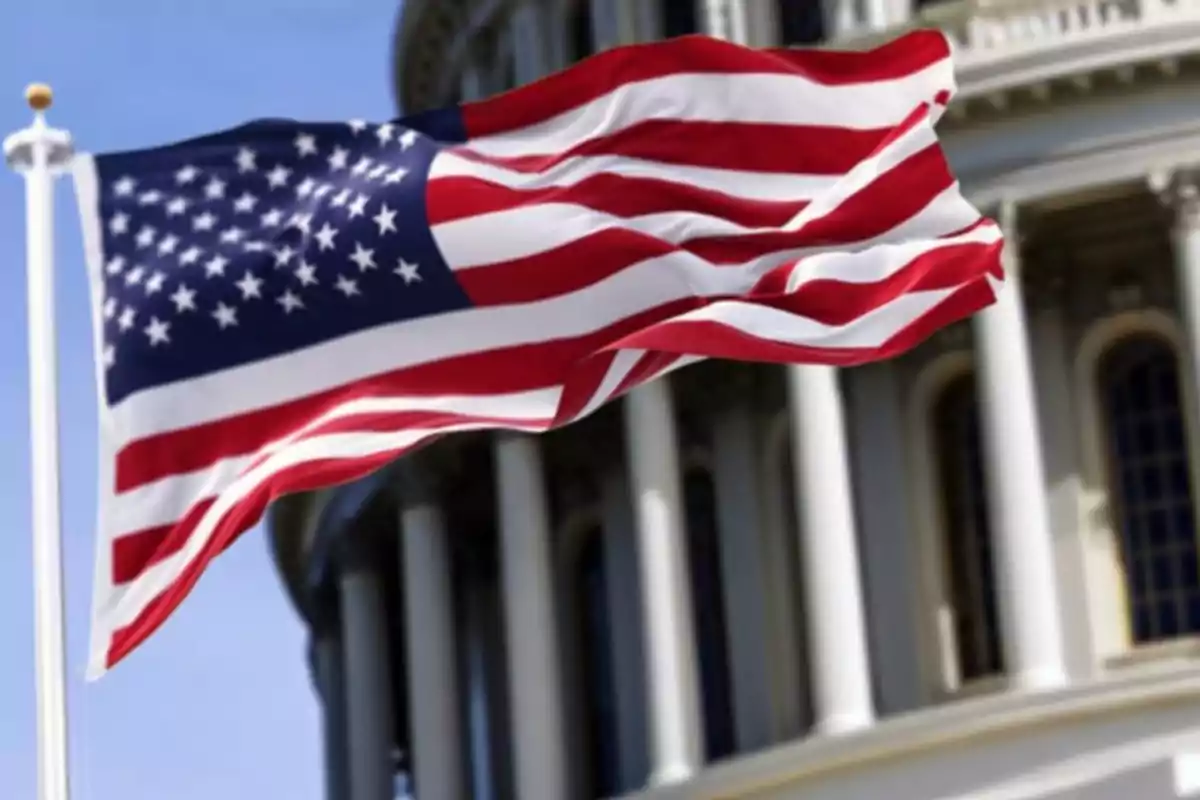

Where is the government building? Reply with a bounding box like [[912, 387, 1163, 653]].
[[267, 1, 1200, 799]]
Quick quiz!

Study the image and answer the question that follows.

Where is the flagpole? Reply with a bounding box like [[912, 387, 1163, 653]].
[[5, 84, 75, 800]]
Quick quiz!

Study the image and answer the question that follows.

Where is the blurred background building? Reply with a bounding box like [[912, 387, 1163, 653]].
[[269, 1, 1200, 798]]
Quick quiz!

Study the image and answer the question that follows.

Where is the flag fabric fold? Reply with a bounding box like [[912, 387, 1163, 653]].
[[73, 29, 1003, 676]]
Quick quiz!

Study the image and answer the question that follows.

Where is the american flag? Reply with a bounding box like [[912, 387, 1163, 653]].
[[74, 30, 1003, 675]]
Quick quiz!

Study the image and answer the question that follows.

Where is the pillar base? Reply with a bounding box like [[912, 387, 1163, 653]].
[[1013, 666, 1069, 693], [648, 762, 695, 788], [812, 712, 874, 738]]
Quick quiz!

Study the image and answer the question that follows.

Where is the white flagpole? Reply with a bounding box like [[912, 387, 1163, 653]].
[[4, 84, 75, 800]]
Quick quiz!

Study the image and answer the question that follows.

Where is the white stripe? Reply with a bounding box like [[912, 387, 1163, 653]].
[[465, 62, 956, 159], [102, 273, 982, 631], [106, 388, 563, 539], [111, 175, 985, 441], [641, 282, 975, 351], [430, 150, 839, 202]]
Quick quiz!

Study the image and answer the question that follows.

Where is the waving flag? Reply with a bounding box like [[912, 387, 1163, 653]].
[[74, 29, 1003, 675]]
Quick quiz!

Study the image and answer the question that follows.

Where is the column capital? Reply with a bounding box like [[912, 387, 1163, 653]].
[[1149, 166, 1200, 231]]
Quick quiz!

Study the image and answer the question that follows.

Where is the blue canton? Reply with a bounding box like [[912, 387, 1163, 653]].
[[93, 112, 471, 406]]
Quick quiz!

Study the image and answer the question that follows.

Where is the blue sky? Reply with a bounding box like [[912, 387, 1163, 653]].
[[0, 1, 402, 797]]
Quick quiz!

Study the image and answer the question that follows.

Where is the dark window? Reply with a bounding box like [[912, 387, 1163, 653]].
[[776, 1, 825, 45], [932, 374, 1004, 682], [569, 0, 595, 62], [683, 469, 736, 761], [662, 0, 700, 38], [1099, 336, 1200, 643], [575, 529, 620, 797]]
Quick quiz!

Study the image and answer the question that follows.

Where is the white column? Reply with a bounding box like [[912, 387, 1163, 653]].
[[972, 201, 1068, 691], [400, 492, 466, 800], [823, 0, 859, 39], [1155, 170, 1200, 404], [787, 365, 875, 735], [495, 435, 569, 800], [625, 381, 704, 785]]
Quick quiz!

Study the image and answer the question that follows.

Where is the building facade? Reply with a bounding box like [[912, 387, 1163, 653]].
[[269, 1, 1200, 799]]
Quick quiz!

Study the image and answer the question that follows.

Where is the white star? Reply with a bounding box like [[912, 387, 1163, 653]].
[[108, 213, 129, 235], [125, 265, 145, 285], [383, 167, 408, 185], [243, 240, 269, 253], [350, 157, 372, 176], [295, 132, 318, 157], [266, 165, 291, 188], [287, 212, 313, 234], [330, 189, 351, 208], [313, 183, 333, 200], [205, 254, 229, 278], [179, 246, 203, 265], [347, 119, 368, 135], [327, 147, 349, 170], [145, 271, 166, 295], [102, 343, 116, 369], [260, 208, 284, 227], [236, 147, 257, 172], [156, 234, 179, 255], [103, 297, 118, 319], [273, 245, 296, 267], [314, 223, 338, 251], [295, 261, 318, 286], [367, 163, 389, 181], [137, 190, 163, 206], [236, 271, 263, 299], [144, 316, 171, 346], [112, 176, 136, 197], [335, 274, 360, 296], [399, 129, 417, 150], [170, 283, 197, 312], [219, 226, 245, 244], [205, 178, 226, 199], [296, 177, 317, 197], [373, 203, 398, 235], [277, 290, 304, 313], [175, 165, 200, 184], [193, 211, 217, 231], [166, 197, 190, 217], [394, 258, 421, 284], [135, 226, 156, 248], [106, 255, 126, 275], [118, 307, 136, 331], [347, 194, 368, 218], [233, 192, 258, 213], [213, 302, 238, 329], [375, 123, 394, 145], [349, 243, 377, 271]]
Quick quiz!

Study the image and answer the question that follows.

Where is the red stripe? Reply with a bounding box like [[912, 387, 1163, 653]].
[[462, 31, 951, 139], [104, 274, 990, 672], [111, 408, 553, 584], [452, 119, 897, 176], [426, 171, 810, 229], [115, 297, 699, 492], [686, 143, 956, 265]]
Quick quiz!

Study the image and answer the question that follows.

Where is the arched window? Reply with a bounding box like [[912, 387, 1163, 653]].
[[683, 468, 736, 761], [776, 1, 825, 45], [573, 527, 620, 797], [661, 0, 699, 38], [568, 0, 595, 62], [1098, 335, 1200, 643], [931, 373, 1003, 682]]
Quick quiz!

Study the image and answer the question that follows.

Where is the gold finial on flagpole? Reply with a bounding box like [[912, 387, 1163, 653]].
[[25, 83, 53, 112]]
